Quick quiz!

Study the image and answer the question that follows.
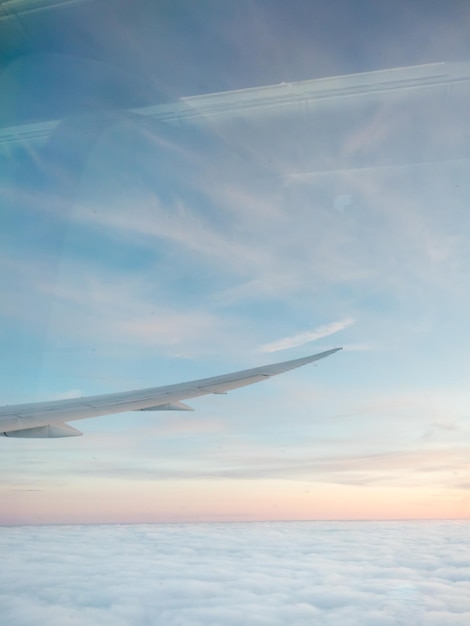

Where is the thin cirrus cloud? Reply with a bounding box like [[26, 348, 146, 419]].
[[260, 318, 355, 353]]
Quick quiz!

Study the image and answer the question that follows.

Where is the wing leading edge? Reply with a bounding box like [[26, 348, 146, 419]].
[[0, 348, 342, 437]]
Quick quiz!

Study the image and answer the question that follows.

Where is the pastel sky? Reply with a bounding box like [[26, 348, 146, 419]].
[[1, 0, 470, 524]]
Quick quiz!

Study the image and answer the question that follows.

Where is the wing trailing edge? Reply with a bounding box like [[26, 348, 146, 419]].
[[0, 347, 342, 436]]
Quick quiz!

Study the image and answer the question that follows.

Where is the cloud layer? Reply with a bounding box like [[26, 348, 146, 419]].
[[1, 521, 469, 626]]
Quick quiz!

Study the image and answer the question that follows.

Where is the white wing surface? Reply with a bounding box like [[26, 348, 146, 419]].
[[0, 348, 341, 437]]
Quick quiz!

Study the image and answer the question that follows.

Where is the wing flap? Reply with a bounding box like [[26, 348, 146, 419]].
[[138, 402, 194, 411], [2, 423, 83, 438]]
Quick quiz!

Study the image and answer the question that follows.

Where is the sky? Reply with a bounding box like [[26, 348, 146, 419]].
[[1, 521, 469, 625], [1, 0, 470, 524]]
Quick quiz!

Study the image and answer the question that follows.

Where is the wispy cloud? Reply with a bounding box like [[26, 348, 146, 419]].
[[260, 317, 355, 353]]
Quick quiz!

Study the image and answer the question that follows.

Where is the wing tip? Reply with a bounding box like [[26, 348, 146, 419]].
[[314, 346, 342, 358]]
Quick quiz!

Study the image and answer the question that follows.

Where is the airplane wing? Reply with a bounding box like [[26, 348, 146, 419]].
[[0, 348, 342, 438]]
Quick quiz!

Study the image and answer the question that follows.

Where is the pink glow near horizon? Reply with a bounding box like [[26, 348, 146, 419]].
[[2, 479, 468, 525]]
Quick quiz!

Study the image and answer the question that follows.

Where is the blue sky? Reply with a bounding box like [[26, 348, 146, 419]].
[[1, 0, 470, 523]]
